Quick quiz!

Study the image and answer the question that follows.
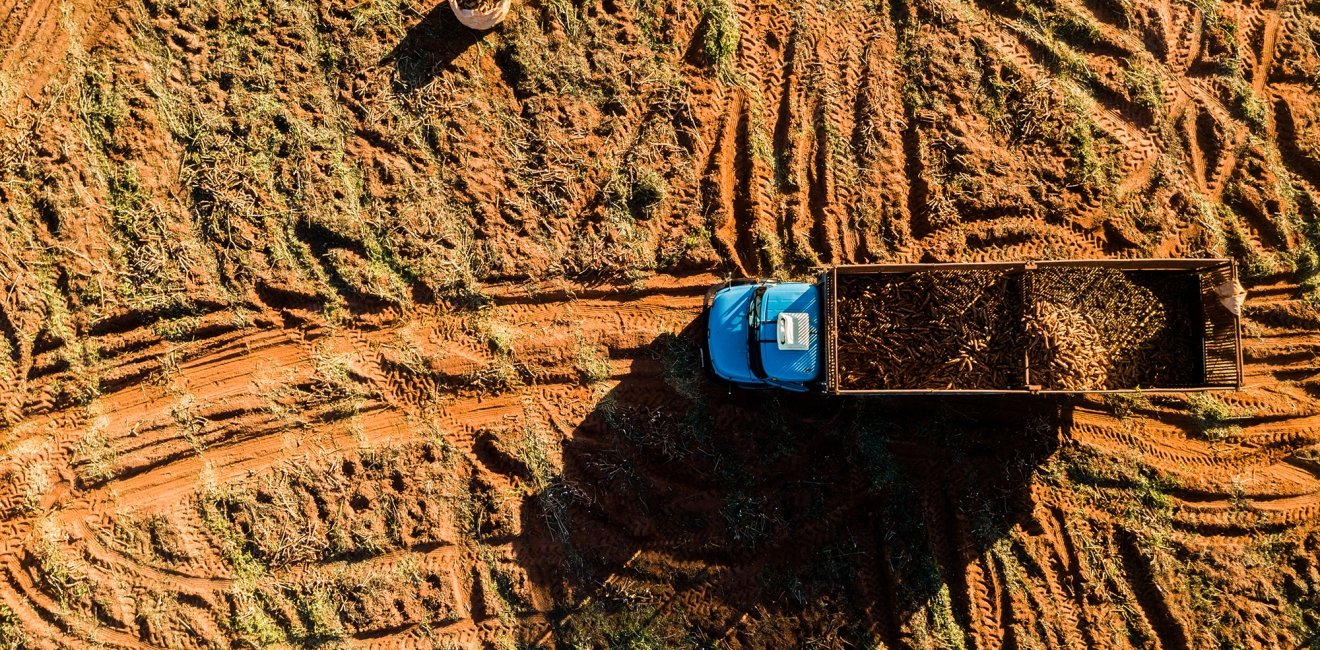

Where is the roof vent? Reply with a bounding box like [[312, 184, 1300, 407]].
[[777, 312, 811, 351]]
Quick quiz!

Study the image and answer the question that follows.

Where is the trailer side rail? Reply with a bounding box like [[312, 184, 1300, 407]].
[[824, 259, 1243, 394], [823, 266, 840, 393]]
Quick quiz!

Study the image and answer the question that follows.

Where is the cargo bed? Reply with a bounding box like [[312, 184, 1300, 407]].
[[821, 259, 1242, 395]]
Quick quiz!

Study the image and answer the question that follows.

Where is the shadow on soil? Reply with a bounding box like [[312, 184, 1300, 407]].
[[514, 317, 1070, 647], [386, 1, 489, 91]]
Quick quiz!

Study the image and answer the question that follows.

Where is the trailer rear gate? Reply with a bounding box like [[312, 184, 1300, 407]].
[[822, 259, 1242, 395]]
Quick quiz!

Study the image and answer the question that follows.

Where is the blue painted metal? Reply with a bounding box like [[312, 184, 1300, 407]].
[[706, 281, 820, 388], [706, 283, 761, 385], [757, 283, 820, 383]]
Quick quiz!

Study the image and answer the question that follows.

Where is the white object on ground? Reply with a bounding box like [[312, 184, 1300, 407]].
[[449, 0, 511, 30]]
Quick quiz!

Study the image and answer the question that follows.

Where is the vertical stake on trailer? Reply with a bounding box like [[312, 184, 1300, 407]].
[[1023, 260, 1041, 392]]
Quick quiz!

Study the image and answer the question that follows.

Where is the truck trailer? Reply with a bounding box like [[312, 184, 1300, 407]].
[[704, 259, 1243, 394]]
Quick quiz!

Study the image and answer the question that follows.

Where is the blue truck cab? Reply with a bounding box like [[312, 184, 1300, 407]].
[[705, 280, 821, 391]]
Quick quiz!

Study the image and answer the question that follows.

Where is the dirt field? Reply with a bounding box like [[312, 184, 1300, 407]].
[[1, 0, 1319, 646]]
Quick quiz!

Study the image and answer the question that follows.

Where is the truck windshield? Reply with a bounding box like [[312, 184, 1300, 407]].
[[747, 285, 767, 380]]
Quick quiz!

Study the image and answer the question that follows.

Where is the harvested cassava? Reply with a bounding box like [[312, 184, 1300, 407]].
[[1024, 300, 1109, 390], [836, 271, 1027, 390], [835, 267, 1204, 391], [1025, 268, 1202, 389]]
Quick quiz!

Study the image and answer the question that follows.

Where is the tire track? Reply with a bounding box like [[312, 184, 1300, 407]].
[[0, 0, 112, 120]]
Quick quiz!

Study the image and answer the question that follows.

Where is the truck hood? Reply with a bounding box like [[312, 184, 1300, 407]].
[[707, 282, 820, 386]]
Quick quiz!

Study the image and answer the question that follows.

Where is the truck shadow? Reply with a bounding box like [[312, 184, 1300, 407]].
[[513, 320, 1070, 646]]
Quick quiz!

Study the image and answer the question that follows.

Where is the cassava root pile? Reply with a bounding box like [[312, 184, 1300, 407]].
[[1023, 300, 1110, 390], [836, 271, 1027, 390], [1025, 268, 1201, 390], [835, 268, 1203, 390]]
